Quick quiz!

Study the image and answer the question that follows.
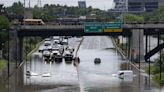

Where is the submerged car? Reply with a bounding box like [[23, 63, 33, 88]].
[[94, 58, 101, 64]]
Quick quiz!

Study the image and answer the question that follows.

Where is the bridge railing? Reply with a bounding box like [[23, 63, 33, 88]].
[[19, 25, 84, 30]]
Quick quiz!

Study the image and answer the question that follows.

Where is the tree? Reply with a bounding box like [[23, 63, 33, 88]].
[[0, 15, 10, 49], [0, 15, 10, 30], [11, 1, 24, 17], [143, 6, 164, 21], [124, 13, 144, 23]]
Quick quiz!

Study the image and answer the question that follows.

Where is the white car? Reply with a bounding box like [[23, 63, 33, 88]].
[[51, 49, 59, 56], [62, 39, 68, 45], [65, 46, 74, 53], [38, 45, 44, 52], [53, 36, 60, 40], [43, 45, 52, 51], [43, 50, 51, 58], [52, 44, 64, 54], [44, 41, 51, 46], [53, 40, 60, 44], [45, 38, 51, 41]]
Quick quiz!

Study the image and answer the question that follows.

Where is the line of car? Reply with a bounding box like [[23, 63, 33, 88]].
[[38, 36, 74, 64]]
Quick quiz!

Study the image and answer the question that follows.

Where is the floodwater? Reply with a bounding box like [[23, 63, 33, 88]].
[[0, 36, 163, 92]]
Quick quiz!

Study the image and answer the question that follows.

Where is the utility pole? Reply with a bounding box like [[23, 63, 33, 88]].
[[37, 0, 42, 8], [29, 0, 31, 8], [24, 0, 25, 8]]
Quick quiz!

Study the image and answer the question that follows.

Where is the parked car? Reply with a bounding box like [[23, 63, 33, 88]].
[[38, 46, 44, 53], [43, 50, 51, 61], [53, 52, 63, 63], [65, 46, 74, 53], [52, 44, 64, 54], [61, 38, 68, 45], [64, 50, 74, 62], [44, 41, 51, 46], [45, 38, 51, 41], [43, 45, 52, 52], [43, 50, 51, 58]]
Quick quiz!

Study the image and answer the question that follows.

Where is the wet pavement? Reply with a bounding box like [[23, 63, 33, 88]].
[[0, 36, 164, 92]]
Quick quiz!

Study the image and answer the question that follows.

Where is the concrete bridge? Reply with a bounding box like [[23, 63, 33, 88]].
[[17, 23, 164, 37]]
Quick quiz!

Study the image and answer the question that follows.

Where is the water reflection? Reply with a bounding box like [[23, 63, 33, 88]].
[[1, 36, 164, 92]]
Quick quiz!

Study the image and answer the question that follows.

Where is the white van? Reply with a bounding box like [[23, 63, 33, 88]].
[[118, 70, 133, 81]]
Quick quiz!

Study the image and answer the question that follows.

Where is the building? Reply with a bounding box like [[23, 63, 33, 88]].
[[114, 0, 127, 12], [158, 0, 164, 7], [113, 0, 164, 13], [78, 1, 86, 8], [128, 0, 163, 13]]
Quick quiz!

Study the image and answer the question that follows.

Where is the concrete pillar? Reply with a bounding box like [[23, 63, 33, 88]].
[[18, 37, 24, 65], [130, 29, 144, 62]]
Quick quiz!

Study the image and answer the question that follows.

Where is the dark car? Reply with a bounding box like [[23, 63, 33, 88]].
[[94, 58, 101, 64]]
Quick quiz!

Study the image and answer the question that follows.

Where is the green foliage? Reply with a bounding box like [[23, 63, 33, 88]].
[[0, 15, 10, 30], [145, 53, 164, 86], [0, 59, 7, 70], [24, 37, 42, 60], [145, 66, 159, 75], [0, 16, 9, 49], [143, 6, 164, 21], [119, 43, 128, 55], [124, 13, 144, 23], [33, 4, 110, 21], [153, 73, 164, 86], [7, 1, 24, 17]]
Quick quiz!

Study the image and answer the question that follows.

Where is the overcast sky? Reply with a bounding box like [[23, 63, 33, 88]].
[[1, 0, 114, 10]]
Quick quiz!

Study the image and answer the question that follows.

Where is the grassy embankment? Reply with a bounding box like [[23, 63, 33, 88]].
[[114, 37, 164, 86], [0, 59, 7, 70], [113, 37, 128, 56], [24, 37, 43, 60], [145, 54, 164, 86]]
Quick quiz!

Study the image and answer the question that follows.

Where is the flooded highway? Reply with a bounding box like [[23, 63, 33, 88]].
[[0, 36, 163, 92]]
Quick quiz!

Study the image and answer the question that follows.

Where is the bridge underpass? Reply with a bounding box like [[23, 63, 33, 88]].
[[16, 23, 164, 65], [6, 23, 164, 92]]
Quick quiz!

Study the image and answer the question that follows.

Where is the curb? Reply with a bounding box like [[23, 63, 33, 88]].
[[111, 37, 127, 60], [75, 37, 84, 57], [27, 40, 44, 59]]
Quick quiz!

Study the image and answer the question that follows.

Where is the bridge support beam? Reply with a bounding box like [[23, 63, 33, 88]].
[[18, 37, 24, 65], [130, 29, 144, 63]]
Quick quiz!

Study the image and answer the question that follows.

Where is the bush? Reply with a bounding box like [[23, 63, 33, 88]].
[[145, 66, 159, 75], [0, 59, 7, 70], [153, 73, 164, 86]]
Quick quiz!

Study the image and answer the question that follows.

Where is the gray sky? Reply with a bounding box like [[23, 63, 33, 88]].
[[1, 0, 114, 10]]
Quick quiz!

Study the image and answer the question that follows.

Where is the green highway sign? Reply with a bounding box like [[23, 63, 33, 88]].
[[84, 22, 103, 32], [84, 22, 123, 33], [104, 22, 123, 29]]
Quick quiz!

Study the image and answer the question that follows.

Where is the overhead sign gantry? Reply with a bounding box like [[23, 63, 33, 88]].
[[84, 22, 123, 33]]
